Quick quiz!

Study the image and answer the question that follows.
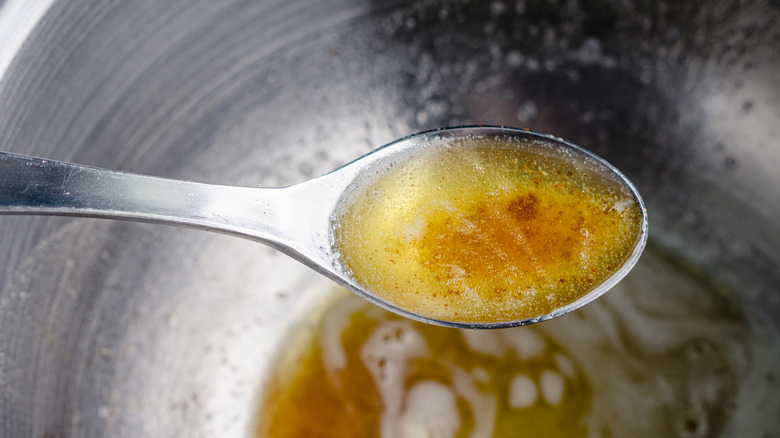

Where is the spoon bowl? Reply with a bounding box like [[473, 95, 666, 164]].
[[0, 126, 647, 328]]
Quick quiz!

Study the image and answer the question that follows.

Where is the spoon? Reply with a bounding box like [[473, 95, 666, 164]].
[[0, 126, 647, 329]]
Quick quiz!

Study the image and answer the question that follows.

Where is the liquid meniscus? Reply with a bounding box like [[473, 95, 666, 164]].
[[333, 135, 644, 324]]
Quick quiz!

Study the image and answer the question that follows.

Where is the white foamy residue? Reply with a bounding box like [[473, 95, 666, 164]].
[[360, 320, 428, 438], [450, 366, 496, 438], [397, 381, 460, 438], [554, 353, 577, 379], [502, 327, 547, 360], [509, 374, 537, 408], [401, 214, 427, 241], [578, 227, 593, 265], [612, 198, 634, 214], [321, 297, 370, 371], [535, 247, 780, 436], [539, 370, 565, 406], [461, 329, 505, 356]]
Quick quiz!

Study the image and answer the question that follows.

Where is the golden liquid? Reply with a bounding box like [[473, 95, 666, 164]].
[[333, 138, 644, 323], [257, 297, 591, 438], [256, 247, 780, 438]]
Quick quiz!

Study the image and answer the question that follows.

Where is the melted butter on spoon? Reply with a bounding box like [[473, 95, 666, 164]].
[[0, 126, 646, 328], [331, 128, 647, 326]]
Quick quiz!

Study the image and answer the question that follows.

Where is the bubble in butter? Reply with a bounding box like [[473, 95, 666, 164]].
[[332, 136, 644, 324]]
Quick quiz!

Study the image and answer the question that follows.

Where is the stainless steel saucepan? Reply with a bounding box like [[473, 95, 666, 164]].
[[0, 1, 777, 436]]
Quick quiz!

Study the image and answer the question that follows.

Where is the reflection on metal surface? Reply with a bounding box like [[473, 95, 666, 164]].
[[0, 0, 778, 436], [0, 0, 55, 80]]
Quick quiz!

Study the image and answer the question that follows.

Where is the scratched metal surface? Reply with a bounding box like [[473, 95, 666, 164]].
[[0, 0, 777, 436]]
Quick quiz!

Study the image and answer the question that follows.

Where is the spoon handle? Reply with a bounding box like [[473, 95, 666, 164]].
[[0, 151, 289, 244]]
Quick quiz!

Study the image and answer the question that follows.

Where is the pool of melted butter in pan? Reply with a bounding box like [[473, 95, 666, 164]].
[[255, 246, 780, 438]]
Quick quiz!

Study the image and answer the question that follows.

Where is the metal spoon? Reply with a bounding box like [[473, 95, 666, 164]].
[[0, 126, 647, 329]]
